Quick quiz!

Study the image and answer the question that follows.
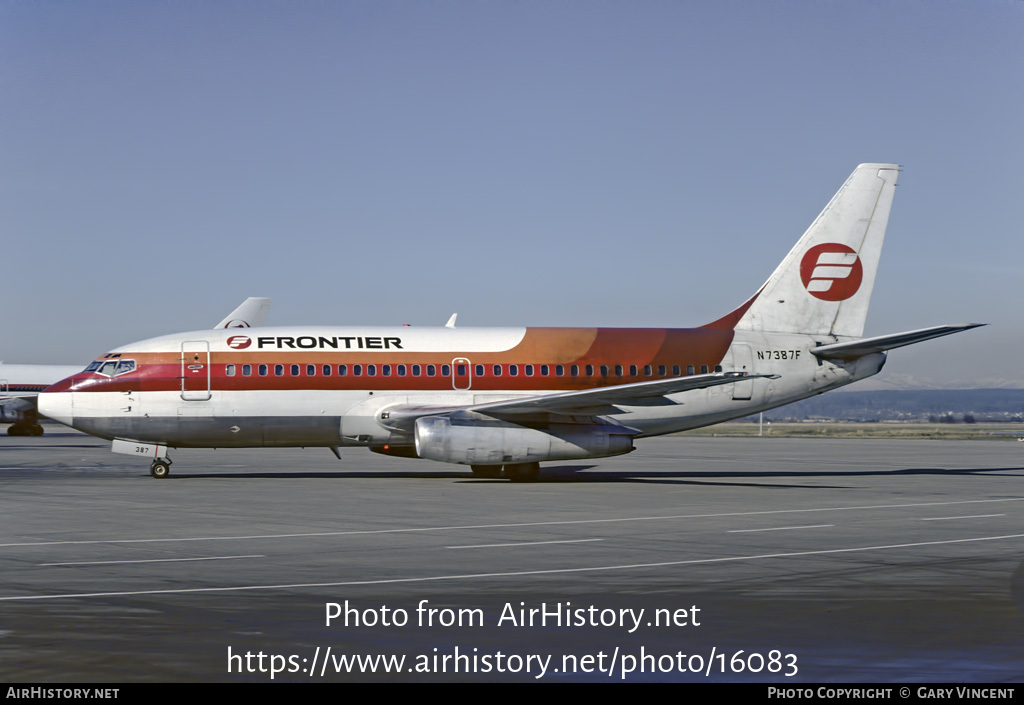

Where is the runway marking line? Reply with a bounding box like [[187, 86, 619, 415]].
[[447, 538, 603, 549], [728, 524, 833, 533], [1, 497, 1021, 549], [40, 555, 264, 567], [919, 514, 1005, 521], [3, 532, 1024, 601]]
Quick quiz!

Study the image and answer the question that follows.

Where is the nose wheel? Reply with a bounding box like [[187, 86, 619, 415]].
[[150, 459, 172, 479]]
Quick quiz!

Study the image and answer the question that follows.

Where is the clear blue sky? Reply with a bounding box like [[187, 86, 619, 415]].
[[3, 1, 1022, 387]]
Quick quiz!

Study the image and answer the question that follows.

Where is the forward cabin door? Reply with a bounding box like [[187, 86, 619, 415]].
[[181, 341, 212, 401]]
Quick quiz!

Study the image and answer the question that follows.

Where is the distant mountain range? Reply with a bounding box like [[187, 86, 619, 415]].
[[841, 373, 1024, 391], [764, 389, 1024, 422]]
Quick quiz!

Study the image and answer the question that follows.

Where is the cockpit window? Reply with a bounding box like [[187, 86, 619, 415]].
[[93, 359, 136, 377]]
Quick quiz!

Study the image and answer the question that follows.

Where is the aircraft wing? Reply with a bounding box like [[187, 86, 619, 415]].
[[810, 324, 985, 360], [382, 371, 774, 430], [214, 298, 272, 329]]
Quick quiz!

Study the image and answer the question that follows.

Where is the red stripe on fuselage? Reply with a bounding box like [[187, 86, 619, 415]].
[[60, 327, 735, 394]]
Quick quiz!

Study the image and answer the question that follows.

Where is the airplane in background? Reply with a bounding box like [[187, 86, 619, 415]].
[[212, 297, 272, 330], [2, 297, 271, 436], [38, 165, 982, 480], [1, 364, 86, 435]]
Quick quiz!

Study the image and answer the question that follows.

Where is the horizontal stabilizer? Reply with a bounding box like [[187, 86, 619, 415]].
[[810, 324, 985, 360]]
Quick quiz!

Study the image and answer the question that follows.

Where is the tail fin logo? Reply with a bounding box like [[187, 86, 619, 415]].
[[800, 243, 863, 301]]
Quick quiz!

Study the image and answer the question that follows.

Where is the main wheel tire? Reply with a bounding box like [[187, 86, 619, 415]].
[[503, 462, 540, 483], [150, 461, 171, 479], [470, 465, 503, 479]]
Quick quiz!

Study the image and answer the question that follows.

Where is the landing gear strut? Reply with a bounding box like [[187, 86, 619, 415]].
[[150, 458, 172, 479]]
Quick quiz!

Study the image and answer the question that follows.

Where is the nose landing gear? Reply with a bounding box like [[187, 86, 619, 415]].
[[150, 458, 172, 479]]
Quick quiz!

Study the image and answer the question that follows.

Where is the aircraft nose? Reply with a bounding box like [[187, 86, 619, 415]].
[[37, 387, 73, 427]]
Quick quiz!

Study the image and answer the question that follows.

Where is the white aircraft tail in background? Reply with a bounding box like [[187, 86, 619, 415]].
[[214, 297, 272, 329]]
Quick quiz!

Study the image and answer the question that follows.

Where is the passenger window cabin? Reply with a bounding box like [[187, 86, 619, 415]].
[[218, 359, 709, 386]]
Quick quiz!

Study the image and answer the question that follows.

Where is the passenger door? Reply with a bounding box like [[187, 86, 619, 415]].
[[181, 341, 211, 401], [452, 357, 472, 390]]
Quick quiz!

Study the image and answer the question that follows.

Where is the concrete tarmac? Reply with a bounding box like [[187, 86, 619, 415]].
[[1, 430, 1023, 682]]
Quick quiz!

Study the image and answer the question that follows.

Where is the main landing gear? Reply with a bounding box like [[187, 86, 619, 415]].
[[470, 462, 541, 483], [470, 465, 503, 479], [150, 458, 172, 479]]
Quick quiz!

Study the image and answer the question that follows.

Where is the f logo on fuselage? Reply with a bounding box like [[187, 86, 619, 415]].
[[227, 335, 252, 349], [799, 243, 863, 301]]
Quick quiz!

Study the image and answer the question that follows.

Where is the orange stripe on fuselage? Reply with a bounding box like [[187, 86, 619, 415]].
[[66, 327, 735, 394]]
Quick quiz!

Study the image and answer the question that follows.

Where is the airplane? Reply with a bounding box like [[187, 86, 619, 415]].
[[2, 297, 271, 436], [38, 164, 982, 481], [1, 365, 86, 435]]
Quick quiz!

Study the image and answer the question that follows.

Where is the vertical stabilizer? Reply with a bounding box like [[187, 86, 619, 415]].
[[721, 163, 899, 338]]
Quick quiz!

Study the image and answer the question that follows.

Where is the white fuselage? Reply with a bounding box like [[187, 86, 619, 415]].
[[37, 325, 884, 453]]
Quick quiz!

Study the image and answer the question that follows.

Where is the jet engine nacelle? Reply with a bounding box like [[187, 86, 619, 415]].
[[0, 405, 29, 424], [413, 415, 634, 465]]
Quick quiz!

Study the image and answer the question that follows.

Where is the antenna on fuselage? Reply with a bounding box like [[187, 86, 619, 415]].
[[445, 313, 457, 328]]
